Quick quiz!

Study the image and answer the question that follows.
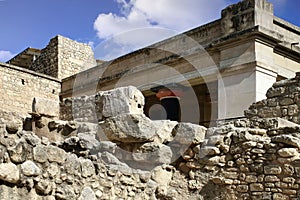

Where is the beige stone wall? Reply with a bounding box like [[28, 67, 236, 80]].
[[30, 35, 96, 80], [0, 63, 61, 117]]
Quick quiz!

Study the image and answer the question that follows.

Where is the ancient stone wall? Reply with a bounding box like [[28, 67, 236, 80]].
[[245, 72, 300, 124], [0, 63, 61, 117], [2, 74, 300, 199], [30, 35, 96, 80]]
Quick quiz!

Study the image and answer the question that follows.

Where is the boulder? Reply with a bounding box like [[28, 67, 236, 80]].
[[99, 114, 155, 143], [0, 163, 20, 183], [21, 160, 41, 176]]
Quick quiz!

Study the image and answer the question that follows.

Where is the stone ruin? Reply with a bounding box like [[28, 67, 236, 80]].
[[1, 74, 300, 199]]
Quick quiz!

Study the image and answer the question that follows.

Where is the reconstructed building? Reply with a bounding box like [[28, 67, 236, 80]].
[[1, 0, 300, 126]]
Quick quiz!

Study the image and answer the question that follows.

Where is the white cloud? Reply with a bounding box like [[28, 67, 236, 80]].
[[0, 50, 15, 62], [93, 0, 228, 60]]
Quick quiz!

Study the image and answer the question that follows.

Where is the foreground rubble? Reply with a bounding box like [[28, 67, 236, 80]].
[[1, 76, 300, 199]]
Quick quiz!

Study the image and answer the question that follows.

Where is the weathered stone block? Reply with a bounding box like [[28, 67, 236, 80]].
[[277, 148, 299, 158], [172, 123, 206, 144], [152, 120, 178, 144], [46, 145, 66, 163], [249, 183, 264, 191], [102, 86, 145, 118], [132, 142, 172, 165], [33, 145, 48, 163], [99, 114, 155, 143], [32, 97, 59, 117], [271, 135, 300, 148], [79, 158, 95, 178], [264, 165, 282, 175], [78, 187, 96, 200]]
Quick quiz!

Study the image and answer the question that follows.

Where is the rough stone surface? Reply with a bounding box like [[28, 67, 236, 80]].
[[78, 187, 96, 200], [21, 160, 41, 176], [102, 86, 145, 118], [0, 163, 20, 183], [32, 97, 59, 117], [173, 122, 206, 144], [99, 114, 156, 143]]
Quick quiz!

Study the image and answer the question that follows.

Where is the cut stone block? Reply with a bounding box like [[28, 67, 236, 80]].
[[33, 97, 59, 117], [102, 86, 145, 118]]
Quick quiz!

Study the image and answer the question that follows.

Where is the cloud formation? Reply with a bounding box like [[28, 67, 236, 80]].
[[0, 50, 15, 62], [93, 0, 228, 60]]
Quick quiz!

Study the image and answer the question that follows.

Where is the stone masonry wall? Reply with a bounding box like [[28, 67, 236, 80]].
[[245, 72, 300, 124], [1, 76, 300, 199], [0, 63, 61, 117], [30, 35, 96, 80]]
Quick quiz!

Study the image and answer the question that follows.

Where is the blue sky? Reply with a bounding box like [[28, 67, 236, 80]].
[[0, 0, 299, 62]]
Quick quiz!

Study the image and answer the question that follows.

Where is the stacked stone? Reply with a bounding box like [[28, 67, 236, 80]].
[[0, 111, 203, 199], [0, 63, 60, 117], [60, 86, 145, 122], [29, 37, 59, 78], [30, 35, 96, 80], [3, 83, 300, 199], [245, 72, 300, 124]]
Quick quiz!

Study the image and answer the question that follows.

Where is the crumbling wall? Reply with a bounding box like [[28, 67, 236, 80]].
[[245, 72, 300, 124], [1, 73, 300, 199], [30, 35, 96, 80]]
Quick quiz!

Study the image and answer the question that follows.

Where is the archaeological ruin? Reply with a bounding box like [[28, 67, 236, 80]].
[[1, 0, 300, 199]]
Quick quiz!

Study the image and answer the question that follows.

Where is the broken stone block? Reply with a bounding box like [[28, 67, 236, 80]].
[[99, 114, 155, 143], [152, 120, 178, 144], [172, 123, 206, 144], [79, 158, 95, 178], [132, 142, 172, 165], [32, 97, 59, 117], [151, 165, 174, 186], [8, 140, 30, 163], [102, 86, 145, 118]]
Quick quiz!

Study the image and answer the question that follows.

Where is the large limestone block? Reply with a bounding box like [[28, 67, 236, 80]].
[[172, 123, 207, 144], [152, 120, 178, 144], [102, 86, 145, 118], [32, 97, 59, 117], [132, 142, 173, 165], [99, 114, 155, 143]]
